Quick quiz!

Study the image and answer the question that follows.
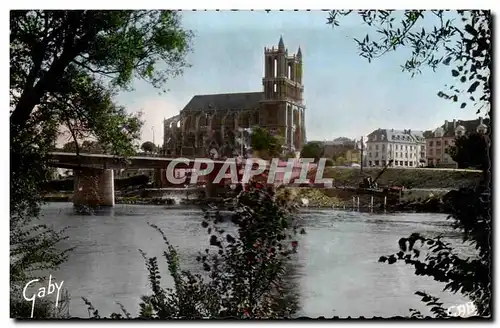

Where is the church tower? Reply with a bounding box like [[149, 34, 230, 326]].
[[260, 36, 306, 152]]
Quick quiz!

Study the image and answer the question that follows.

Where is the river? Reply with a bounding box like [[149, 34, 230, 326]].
[[38, 202, 472, 318]]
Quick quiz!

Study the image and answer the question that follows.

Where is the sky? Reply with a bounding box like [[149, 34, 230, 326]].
[[115, 10, 481, 145]]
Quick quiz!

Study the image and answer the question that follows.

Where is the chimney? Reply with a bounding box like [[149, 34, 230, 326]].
[[453, 119, 456, 129], [479, 116, 483, 125], [444, 120, 448, 128], [408, 129, 411, 134]]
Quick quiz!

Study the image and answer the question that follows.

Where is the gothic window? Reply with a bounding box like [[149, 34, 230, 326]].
[[274, 58, 278, 77]]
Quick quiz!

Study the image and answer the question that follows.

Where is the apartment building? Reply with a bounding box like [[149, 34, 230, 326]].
[[425, 117, 489, 168], [366, 128, 426, 168]]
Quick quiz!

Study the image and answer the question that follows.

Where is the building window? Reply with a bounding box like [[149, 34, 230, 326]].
[[273, 83, 277, 93], [369, 152, 372, 158], [375, 160, 380, 166], [409, 162, 413, 167], [436, 140, 441, 146], [375, 145, 379, 150], [389, 144, 392, 150], [410, 153, 413, 158], [444, 140, 449, 145], [405, 145, 408, 151], [404, 161, 408, 166], [405, 153, 408, 158], [368, 145, 372, 150], [382, 144, 386, 151], [375, 152, 379, 157], [369, 161, 372, 166], [429, 141, 433, 146], [382, 160, 386, 166]]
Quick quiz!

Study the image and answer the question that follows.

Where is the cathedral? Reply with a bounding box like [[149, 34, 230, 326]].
[[163, 36, 306, 158]]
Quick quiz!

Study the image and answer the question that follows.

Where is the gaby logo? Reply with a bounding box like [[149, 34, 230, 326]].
[[23, 275, 64, 318]]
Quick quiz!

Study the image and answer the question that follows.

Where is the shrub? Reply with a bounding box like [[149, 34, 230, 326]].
[[84, 180, 305, 319]]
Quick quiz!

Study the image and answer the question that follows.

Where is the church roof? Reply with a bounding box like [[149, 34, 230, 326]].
[[181, 92, 264, 112]]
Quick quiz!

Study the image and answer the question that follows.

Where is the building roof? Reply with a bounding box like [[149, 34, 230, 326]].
[[367, 128, 425, 143], [181, 92, 264, 112], [440, 117, 490, 137], [423, 130, 433, 138]]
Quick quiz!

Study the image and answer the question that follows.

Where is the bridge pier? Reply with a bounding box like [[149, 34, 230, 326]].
[[73, 168, 115, 207]]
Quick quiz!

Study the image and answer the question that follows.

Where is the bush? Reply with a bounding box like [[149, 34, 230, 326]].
[[84, 180, 305, 319]]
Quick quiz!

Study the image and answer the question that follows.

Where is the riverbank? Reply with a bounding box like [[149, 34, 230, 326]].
[[323, 167, 482, 189], [42, 186, 454, 214]]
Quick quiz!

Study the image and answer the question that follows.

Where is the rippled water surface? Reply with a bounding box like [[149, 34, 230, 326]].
[[39, 203, 471, 318]]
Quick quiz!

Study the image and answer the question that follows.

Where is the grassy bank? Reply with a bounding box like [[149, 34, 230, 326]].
[[322, 167, 482, 189]]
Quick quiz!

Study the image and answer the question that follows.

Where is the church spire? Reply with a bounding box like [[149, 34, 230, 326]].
[[297, 46, 302, 60], [278, 35, 285, 51]]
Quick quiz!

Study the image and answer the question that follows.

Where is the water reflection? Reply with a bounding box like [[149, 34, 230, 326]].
[[38, 203, 470, 318]]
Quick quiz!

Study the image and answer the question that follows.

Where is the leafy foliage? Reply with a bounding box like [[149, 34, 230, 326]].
[[250, 127, 284, 159], [141, 141, 157, 153], [84, 181, 304, 319], [327, 10, 491, 115], [328, 10, 491, 318], [300, 141, 324, 162], [335, 156, 346, 166], [325, 158, 334, 167], [10, 10, 192, 139], [10, 10, 193, 317], [446, 132, 489, 170], [61, 140, 107, 154]]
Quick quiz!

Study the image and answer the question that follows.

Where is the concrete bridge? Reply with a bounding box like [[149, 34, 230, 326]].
[[47, 152, 306, 207], [47, 152, 235, 207]]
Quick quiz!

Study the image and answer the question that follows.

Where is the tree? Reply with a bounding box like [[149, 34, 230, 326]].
[[11, 10, 192, 142], [335, 156, 346, 166], [141, 141, 157, 153], [10, 10, 193, 317], [325, 158, 334, 167], [447, 133, 489, 170], [250, 127, 284, 159], [328, 10, 491, 317], [327, 10, 491, 115], [300, 141, 324, 162], [62, 140, 106, 154]]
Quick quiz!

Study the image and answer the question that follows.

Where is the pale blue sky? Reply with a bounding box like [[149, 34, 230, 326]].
[[116, 10, 480, 144]]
